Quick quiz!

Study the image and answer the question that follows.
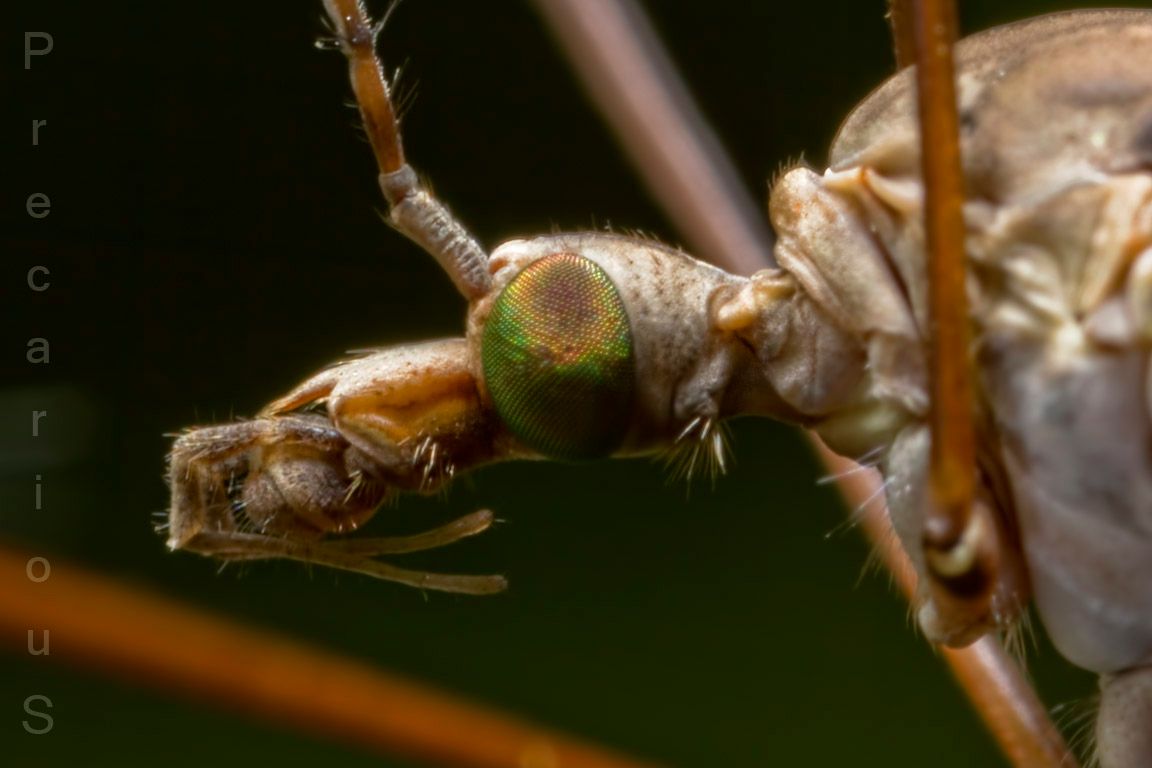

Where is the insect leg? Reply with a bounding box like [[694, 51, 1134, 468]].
[[321, 0, 491, 299], [900, 0, 1020, 655], [897, 2, 1077, 765]]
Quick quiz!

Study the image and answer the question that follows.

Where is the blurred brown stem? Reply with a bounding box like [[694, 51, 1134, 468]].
[[0, 544, 663, 768]]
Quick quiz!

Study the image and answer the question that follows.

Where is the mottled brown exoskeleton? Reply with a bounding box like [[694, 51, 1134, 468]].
[[165, 2, 1152, 764]]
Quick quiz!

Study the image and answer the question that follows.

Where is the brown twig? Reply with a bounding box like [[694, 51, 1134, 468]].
[[0, 544, 663, 768], [888, 0, 917, 70], [531, 0, 775, 276]]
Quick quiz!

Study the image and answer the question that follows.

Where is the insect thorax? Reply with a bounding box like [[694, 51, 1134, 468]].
[[779, 9, 1152, 674]]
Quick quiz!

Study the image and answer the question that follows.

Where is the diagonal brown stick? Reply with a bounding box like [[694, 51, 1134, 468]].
[[527, 0, 774, 277], [817, 444, 1077, 767], [0, 544, 663, 768], [530, 0, 1076, 765], [888, 0, 917, 71]]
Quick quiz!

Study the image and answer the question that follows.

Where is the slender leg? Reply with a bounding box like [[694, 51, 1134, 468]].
[[320, 0, 492, 299], [900, 0, 1008, 645], [898, 4, 1076, 764]]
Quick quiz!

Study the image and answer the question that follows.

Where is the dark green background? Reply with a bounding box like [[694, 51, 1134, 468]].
[[3, 1, 1111, 765]]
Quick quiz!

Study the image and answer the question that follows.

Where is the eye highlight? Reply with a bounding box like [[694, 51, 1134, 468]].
[[481, 253, 635, 460]]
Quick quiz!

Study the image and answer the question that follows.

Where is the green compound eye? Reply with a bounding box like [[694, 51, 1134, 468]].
[[482, 253, 635, 460]]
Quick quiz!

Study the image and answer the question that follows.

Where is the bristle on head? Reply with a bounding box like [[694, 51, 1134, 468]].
[[659, 415, 730, 487]]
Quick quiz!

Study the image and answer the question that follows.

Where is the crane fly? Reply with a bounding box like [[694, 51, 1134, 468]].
[[161, 1, 1152, 765]]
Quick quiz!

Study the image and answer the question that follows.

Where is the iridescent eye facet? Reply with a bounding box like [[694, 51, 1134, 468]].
[[481, 253, 635, 459]]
